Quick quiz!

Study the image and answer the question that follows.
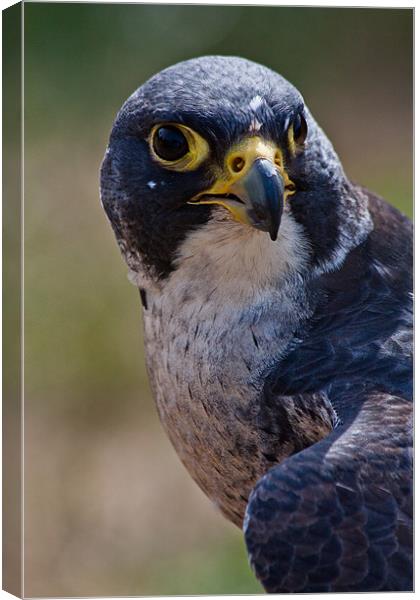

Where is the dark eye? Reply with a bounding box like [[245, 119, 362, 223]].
[[292, 113, 308, 145], [152, 125, 189, 161]]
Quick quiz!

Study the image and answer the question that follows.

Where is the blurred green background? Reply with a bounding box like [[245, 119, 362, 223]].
[[22, 4, 412, 596]]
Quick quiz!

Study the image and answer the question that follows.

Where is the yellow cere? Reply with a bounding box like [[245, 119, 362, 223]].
[[187, 135, 296, 226], [193, 136, 294, 195]]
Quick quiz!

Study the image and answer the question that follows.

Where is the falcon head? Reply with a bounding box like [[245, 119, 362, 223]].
[[101, 56, 370, 282]]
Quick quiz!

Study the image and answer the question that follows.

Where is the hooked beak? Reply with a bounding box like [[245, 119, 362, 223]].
[[231, 158, 284, 241], [188, 137, 295, 241]]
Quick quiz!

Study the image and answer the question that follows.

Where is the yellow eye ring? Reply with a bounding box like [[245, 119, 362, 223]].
[[148, 123, 210, 171]]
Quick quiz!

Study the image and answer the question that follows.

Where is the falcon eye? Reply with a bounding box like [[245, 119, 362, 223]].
[[292, 113, 308, 145], [153, 125, 189, 161], [149, 123, 210, 171]]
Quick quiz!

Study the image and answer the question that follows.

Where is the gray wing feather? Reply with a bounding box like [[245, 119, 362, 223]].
[[244, 390, 412, 592]]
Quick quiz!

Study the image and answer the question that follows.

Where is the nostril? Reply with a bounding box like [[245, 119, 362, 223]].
[[230, 156, 246, 174]]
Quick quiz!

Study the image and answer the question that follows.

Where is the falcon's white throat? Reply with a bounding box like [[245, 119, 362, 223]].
[[173, 207, 309, 303]]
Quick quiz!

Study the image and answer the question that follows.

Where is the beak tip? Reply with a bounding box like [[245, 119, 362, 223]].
[[269, 218, 281, 241]]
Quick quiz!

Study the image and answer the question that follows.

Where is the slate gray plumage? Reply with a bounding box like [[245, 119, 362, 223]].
[[100, 56, 412, 592]]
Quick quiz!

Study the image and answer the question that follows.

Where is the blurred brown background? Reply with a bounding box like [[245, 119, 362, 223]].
[[22, 4, 412, 596]]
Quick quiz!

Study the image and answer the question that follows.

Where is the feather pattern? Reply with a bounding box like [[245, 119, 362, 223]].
[[244, 390, 412, 592]]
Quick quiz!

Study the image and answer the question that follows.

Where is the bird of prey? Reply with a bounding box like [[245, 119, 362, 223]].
[[100, 56, 412, 593]]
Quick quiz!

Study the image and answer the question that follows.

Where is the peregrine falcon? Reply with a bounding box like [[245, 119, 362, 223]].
[[100, 56, 413, 593]]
